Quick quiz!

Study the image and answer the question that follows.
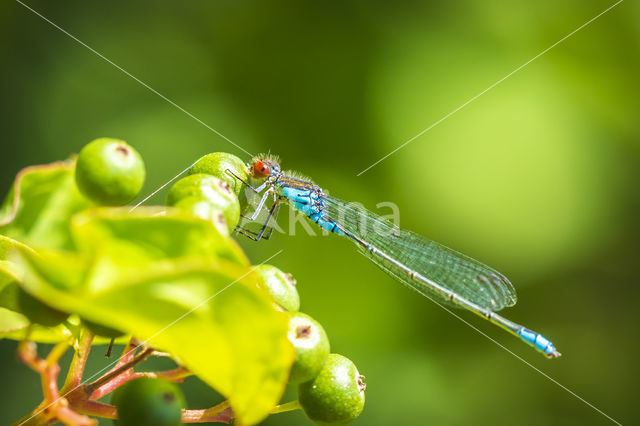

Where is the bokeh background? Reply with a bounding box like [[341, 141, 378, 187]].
[[1, 0, 639, 424]]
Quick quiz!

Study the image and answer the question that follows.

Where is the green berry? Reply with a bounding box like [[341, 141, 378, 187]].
[[75, 138, 145, 206], [287, 312, 330, 384], [112, 378, 185, 426], [166, 174, 240, 230], [188, 152, 248, 196], [17, 287, 68, 327], [254, 265, 300, 311], [298, 354, 366, 424], [82, 318, 124, 338], [173, 196, 230, 236]]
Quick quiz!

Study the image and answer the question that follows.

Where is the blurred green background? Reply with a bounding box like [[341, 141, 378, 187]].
[[1, 0, 638, 424]]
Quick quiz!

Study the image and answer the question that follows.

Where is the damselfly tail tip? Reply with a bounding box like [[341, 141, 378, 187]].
[[546, 349, 562, 359]]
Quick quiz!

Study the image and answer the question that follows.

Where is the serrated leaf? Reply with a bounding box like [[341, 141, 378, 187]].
[[0, 160, 93, 250]]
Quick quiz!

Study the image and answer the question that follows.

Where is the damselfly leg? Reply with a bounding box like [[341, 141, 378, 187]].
[[235, 199, 280, 241], [229, 175, 280, 240], [224, 169, 265, 194]]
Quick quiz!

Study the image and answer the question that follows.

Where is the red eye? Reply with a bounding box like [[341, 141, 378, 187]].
[[253, 160, 270, 178]]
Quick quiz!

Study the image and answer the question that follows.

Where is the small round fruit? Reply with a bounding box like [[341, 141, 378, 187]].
[[112, 378, 185, 426], [287, 312, 330, 384], [254, 265, 299, 311], [82, 319, 124, 338], [173, 196, 230, 236], [188, 152, 248, 195], [166, 174, 240, 230], [75, 138, 145, 206], [298, 354, 366, 424], [17, 287, 68, 327]]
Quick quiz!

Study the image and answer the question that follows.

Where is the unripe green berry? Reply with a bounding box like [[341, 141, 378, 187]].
[[17, 287, 68, 327], [75, 138, 145, 206], [188, 152, 249, 196], [112, 378, 185, 426], [167, 174, 240, 231], [298, 354, 366, 425], [173, 196, 230, 237], [254, 264, 300, 311], [287, 312, 330, 384]]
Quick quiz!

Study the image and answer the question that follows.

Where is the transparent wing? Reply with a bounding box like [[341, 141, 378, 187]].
[[322, 195, 517, 311]]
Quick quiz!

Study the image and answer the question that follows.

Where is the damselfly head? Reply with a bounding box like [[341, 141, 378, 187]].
[[250, 156, 281, 179]]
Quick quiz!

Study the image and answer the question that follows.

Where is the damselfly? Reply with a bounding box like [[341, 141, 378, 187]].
[[228, 155, 560, 359]]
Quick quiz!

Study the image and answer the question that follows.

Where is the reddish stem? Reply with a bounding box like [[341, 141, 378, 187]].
[[182, 401, 233, 424], [55, 404, 96, 426], [116, 338, 140, 367], [89, 366, 190, 400], [89, 371, 140, 400], [41, 363, 61, 403], [154, 365, 191, 381], [74, 400, 117, 420], [85, 346, 153, 395], [16, 340, 95, 426], [17, 337, 232, 425]]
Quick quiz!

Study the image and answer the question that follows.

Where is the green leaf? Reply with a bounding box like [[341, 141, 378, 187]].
[[0, 307, 72, 342], [14, 243, 293, 425], [0, 308, 123, 344], [0, 234, 30, 314], [0, 235, 90, 342], [0, 160, 93, 250], [0, 307, 29, 335], [70, 207, 249, 267], [1, 175, 293, 422], [1, 205, 250, 343]]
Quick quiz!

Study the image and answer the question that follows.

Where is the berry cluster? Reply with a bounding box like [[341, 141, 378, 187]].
[[166, 151, 366, 424], [255, 266, 366, 424], [29, 139, 366, 424]]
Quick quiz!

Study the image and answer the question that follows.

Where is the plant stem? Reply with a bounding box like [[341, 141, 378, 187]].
[[17, 335, 206, 425], [85, 346, 153, 396], [89, 365, 191, 400], [13, 402, 49, 426], [182, 401, 233, 424], [15, 340, 96, 426], [154, 365, 192, 381], [74, 401, 117, 420], [46, 342, 70, 366], [271, 400, 302, 414], [55, 404, 96, 426], [116, 338, 140, 367], [61, 329, 94, 392]]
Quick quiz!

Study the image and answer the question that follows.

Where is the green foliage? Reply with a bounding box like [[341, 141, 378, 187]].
[[82, 318, 124, 338], [0, 234, 58, 338], [0, 160, 93, 250], [112, 378, 186, 426], [0, 161, 295, 424], [16, 286, 69, 327], [70, 207, 247, 266]]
